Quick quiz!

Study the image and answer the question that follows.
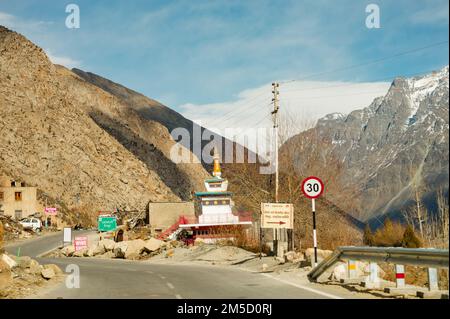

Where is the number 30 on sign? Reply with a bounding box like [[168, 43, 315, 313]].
[[301, 176, 324, 199]]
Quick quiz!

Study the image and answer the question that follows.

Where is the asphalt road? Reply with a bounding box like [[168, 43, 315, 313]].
[[5, 231, 340, 299]]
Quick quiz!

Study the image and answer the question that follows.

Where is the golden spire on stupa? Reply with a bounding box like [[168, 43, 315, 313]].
[[212, 147, 222, 178]]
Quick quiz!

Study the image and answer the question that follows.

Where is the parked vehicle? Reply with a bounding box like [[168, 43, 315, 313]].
[[19, 217, 42, 232]]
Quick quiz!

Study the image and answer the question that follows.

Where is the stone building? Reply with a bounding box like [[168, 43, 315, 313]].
[[0, 177, 38, 220]]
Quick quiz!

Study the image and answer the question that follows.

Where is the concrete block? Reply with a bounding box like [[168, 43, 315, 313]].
[[339, 278, 363, 285], [384, 287, 419, 295], [416, 290, 449, 299]]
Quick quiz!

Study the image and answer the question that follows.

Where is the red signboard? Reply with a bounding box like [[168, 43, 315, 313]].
[[74, 236, 88, 251], [44, 207, 57, 215]]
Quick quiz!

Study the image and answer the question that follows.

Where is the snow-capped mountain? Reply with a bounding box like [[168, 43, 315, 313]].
[[284, 66, 449, 223]]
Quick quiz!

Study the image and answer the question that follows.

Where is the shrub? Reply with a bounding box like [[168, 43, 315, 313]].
[[372, 218, 405, 247], [363, 224, 374, 246], [402, 225, 422, 248]]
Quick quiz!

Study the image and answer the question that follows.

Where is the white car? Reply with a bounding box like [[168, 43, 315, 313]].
[[19, 217, 42, 232]]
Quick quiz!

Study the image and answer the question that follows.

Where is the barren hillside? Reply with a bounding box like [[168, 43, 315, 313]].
[[0, 26, 209, 221]]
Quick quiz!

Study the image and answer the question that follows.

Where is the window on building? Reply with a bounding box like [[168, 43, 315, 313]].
[[0, 191, 4, 201], [15, 192, 22, 201]]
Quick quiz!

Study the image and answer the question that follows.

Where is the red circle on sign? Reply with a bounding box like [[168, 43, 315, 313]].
[[301, 176, 324, 199]]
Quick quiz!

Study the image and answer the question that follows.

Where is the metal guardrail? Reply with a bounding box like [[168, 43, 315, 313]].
[[308, 246, 449, 282]]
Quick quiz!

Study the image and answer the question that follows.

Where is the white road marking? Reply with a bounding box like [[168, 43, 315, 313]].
[[261, 273, 343, 299], [175, 294, 183, 299], [166, 282, 175, 289]]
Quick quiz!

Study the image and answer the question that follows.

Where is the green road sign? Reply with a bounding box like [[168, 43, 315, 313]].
[[98, 216, 117, 232]]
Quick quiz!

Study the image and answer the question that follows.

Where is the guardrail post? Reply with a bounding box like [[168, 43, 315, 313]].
[[427, 267, 439, 291], [365, 262, 380, 288], [395, 264, 405, 288], [348, 260, 357, 279]]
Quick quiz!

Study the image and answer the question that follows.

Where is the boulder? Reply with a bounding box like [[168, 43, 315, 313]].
[[92, 244, 106, 256], [126, 252, 140, 260], [73, 248, 88, 257], [43, 264, 63, 275], [124, 239, 146, 259], [29, 260, 42, 275], [85, 246, 95, 257], [143, 238, 163, 253], [284, 251, 296, 262], [41, 268, 55, 280], [99, 239, 116, 251], [17, 256, 33, 269], [0, 261, 13, 289], [1, 254, 17, 269], [113, 241, 128, 258], [284, 251, 304, 263], [99, 251, 115, 259], [305, 248, 333, 264], [62, 245, 75, 257], [330, 263, 347, 281]]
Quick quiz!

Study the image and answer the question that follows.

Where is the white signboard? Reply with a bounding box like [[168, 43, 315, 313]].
[[63, 227, 72, 243], [261, 203, 294, 229]]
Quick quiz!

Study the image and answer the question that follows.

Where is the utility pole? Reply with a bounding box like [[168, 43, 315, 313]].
[[271, 82, 280, 256], [271, 82, 280, 203]]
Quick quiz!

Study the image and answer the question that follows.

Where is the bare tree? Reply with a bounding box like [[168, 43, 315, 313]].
[[422, 189, 449, 248], [223, 109, 363, 251]]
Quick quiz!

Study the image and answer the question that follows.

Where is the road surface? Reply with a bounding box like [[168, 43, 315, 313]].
[[5, 231, 344, 299]]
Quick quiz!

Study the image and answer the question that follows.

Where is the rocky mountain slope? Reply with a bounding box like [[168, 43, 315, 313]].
[[284, 66, 449, 223], [0, 26, 210, 221], [70, 68, 259, 173]]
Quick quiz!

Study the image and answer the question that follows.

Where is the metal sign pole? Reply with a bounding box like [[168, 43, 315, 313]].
[[312, 198, 318, 267], [259, 221, 262, 259], [301, 176, 324, 267]]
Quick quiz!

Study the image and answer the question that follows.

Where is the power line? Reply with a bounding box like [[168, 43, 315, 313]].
[[281, 89, 389, 102], [280, 40, 449, 84], [206, 91, 270, 127], [224, 103, 271, 127], [207, 98, 272, 128], [281, 68, 443, 94]]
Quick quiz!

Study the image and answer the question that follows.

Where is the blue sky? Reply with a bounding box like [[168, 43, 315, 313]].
[[0, 0, 448, 111]]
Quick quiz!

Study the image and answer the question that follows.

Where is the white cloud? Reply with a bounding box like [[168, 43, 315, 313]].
[[178, 80, 391, 152], [45, 50, 81, 69]]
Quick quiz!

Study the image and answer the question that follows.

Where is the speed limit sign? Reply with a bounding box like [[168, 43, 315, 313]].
[[301, 176, 324, 199], [301, 176, 324, 267]]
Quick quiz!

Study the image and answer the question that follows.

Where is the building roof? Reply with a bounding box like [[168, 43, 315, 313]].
[[179, 221, 252, 228], [195, 191, 233, 197], [204, 177, 226, 183]]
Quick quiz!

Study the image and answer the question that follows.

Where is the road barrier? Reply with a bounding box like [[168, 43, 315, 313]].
[[308, 246, 449, 293]]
